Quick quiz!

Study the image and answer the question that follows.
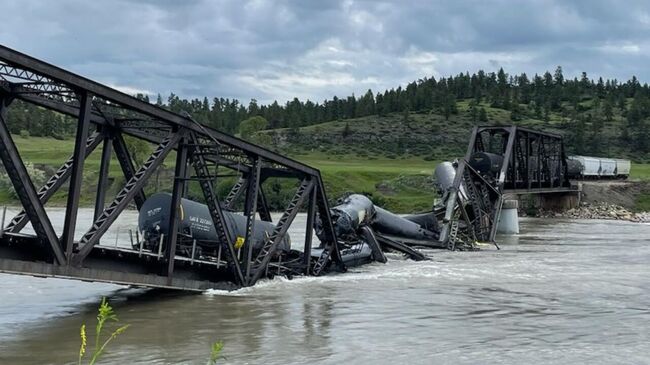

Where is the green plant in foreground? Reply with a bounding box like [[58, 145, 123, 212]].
[[78, 297, 130, 365], [208, 341, 225, 364]]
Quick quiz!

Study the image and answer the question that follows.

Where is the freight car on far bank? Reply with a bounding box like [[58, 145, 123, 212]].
[[567, 155, 631, 180]]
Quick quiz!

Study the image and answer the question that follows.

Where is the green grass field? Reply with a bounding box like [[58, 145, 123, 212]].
[[3, 133, 650, 213], [10, 135, 122, 174], [293, 152, 439, 211], [3, 135, 442, 212], [630, 163, 650, 180], [4, 135, 160, 205]]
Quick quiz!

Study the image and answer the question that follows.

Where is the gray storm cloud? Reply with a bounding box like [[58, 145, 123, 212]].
[[1, 0, 649, 103]]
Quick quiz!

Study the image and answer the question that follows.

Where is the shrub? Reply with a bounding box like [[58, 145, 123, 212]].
[[19, 129, 29, 138], [209, 341, 225, 364], [52, 132, 66, 140], [78, 298, 129, 365], [75, 298, 225, 364], [0, 162, 46, 198]]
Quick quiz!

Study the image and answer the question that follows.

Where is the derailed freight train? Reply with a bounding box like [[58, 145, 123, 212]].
[[138, 191, 440, 276], [140, 145, 627, 283], [136, 157, 485, 279]]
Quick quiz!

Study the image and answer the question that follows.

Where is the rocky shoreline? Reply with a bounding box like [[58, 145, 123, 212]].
[[531, 202, 650, 223]]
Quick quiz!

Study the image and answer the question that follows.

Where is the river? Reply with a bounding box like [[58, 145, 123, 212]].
[[0, 208, 648, 364]]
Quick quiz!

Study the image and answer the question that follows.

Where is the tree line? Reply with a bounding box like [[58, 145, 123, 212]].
[[4, 66, 650, 155]]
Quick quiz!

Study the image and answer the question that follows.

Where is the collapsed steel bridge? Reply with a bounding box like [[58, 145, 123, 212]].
[[0, 45, 345, 290], [0, 45, 581, 291]]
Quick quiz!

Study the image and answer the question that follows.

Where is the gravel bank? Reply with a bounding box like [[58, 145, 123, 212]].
[[536, 202, 650, 223]]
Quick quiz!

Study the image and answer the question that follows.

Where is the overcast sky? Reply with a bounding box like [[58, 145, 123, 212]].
[[2, 0, 650, 104]]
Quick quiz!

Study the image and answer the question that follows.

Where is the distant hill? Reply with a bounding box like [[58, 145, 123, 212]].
[[257, 98, 638, 162]]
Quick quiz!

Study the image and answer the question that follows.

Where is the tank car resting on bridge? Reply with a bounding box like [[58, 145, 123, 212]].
[[138, 193, 291, 258]]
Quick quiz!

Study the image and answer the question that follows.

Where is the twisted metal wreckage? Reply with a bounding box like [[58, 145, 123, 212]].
[[0, 45, 574, 291]]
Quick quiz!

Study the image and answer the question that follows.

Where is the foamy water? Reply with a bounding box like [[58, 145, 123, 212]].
[[0, 210, 649, 364]]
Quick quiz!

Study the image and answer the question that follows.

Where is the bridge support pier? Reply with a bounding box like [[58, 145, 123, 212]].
[[535, 191, 581, 211], [513, 188, 582, 215], [497, 200, 519, 234]]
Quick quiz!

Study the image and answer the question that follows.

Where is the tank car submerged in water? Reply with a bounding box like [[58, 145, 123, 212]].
[[137, 189, 443, 273]]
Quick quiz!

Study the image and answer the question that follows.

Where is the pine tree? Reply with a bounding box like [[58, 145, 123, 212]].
[[603, 98, 614, 121], [342, 122, 351, 138], [572, 116, 586, 154], [402, 108, 410, 123], [543, 103, 550, 124], [468, 100, 479, 123], [553, 66, 564, 86], [635, 119, 650, 152], [589, 114, 604, 154], [479, 108, 488, 122], [510, 102, 522, 121]]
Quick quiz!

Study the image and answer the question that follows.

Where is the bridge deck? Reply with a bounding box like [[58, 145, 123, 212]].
[[0, 233, 238, 291], [504, 186, 581, 195]]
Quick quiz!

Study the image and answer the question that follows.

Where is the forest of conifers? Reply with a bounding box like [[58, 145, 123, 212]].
[[5, 66, 650, 156]]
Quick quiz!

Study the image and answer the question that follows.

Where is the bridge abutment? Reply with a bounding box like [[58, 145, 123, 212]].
[[535, 191, 581, 211], [511, 187, 582, 215]]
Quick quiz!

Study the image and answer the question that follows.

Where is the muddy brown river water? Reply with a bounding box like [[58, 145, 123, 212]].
[[0, 208, 648, 364]]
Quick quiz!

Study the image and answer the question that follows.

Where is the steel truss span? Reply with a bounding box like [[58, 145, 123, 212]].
[[438, 126, 577, 249], [0, 45, 343, 290]]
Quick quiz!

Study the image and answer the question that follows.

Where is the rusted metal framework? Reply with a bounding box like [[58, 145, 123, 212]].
[[0, 45, 343, 290], [439, 126, 572, 248]]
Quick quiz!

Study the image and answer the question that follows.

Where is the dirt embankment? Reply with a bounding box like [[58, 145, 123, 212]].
[[537, 180, 650, 222], [580, 181, 650, 209]]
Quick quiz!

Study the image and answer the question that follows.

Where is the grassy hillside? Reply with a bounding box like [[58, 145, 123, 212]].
[[294, 152, 439, 212], [262, 99, 643, 160], [2, 99, 650, 213], [258, 99, 650, 212]]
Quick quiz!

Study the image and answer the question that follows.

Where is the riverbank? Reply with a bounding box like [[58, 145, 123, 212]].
[[536, 202, 650, 222]]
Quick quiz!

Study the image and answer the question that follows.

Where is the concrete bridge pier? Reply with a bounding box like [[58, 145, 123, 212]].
[[497, 199, 519, 234]]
